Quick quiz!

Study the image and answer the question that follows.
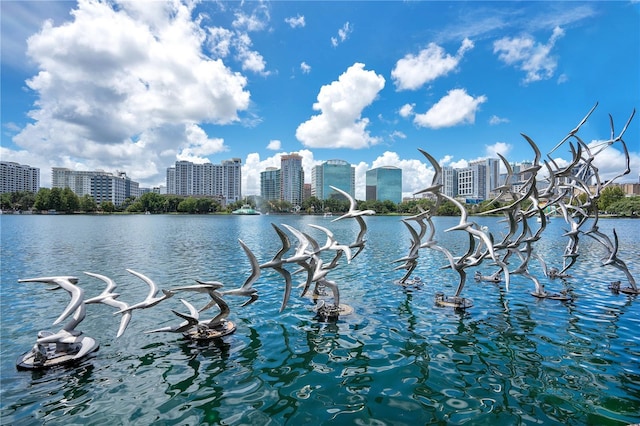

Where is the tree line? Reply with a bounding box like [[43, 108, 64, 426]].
[[1, 186, 638, 216]]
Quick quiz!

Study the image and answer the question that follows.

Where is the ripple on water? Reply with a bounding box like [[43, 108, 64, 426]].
[[2, 215, 640, 425]]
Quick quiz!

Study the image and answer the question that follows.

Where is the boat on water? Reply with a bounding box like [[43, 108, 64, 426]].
[[323, 212, 333, 218], [232, 204, 260, 215]]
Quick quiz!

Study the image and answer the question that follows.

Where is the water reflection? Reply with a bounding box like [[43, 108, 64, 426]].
[[1, 215, 639, 425]]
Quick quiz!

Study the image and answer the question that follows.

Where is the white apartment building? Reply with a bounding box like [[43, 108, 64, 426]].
[[166, 158, 242, 204], [52, 167, 140, 206], [1, 161, 40, 194]]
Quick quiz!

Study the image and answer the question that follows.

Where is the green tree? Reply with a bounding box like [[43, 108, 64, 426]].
[[164, 195, 183, 213], [61, 187, 79, 213], [34, 188, 51, 211], [437, 199, 460, 216], [192, 197, 211, 213], [80, 194, 97, 212], [101, 201, 115, 213], [607, 196, 640, 217], [126, 201, 144, 213], [48, 187, 63, 211], [16, 191, 36, 211], [598, 186, 625, 212], [177, 197, 198, 213], [0, 193, 12, 210], [138, 192, 165, 213]]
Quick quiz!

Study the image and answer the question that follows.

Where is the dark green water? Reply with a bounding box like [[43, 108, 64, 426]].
[[1, 214, 638, 425]]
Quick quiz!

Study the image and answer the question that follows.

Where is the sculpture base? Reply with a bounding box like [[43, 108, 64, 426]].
[[620, 287, 640, 295], [315, 304, 354, 322], [16, 336, 99, 370], [183, 321, 236, 341], [395, 278, 423, 287], [434, 293, 473, 309], [530, 292, 571, 301]]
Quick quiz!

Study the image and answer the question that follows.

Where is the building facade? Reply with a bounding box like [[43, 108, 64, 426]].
[[1, 161, 40, 194], [311, 159, 355, 200], [365, 166, 402, 204], [166, 158, 242, 204], [280, 153, 304, 207], [52, 167, 140, 206], [260, 167, 281, 201], [442, 166, 458, 198]]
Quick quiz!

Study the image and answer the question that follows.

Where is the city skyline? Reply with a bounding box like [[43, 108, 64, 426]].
[[1, 2, 638, 200]]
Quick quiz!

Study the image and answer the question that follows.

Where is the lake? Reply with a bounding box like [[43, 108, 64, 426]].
[[1, 214, 639, 425]]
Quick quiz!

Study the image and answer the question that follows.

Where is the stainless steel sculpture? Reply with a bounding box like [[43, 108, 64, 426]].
[[16, 276, 99, 370], [407, 104, 637, 307]]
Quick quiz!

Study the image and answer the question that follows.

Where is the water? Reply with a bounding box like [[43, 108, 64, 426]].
[[1, 214, 639, 425]]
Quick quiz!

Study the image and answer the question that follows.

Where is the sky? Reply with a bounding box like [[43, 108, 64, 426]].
[[1, 1, 639, 200]]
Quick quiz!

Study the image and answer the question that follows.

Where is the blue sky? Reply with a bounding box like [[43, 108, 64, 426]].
[[1, 1, 638, 199]]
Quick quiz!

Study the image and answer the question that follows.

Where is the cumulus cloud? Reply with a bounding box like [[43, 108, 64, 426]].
[[489, 115, 509, 125], [485, 142, 512, 158], [11, 0, 251, 188], [266, 139, 281, 150], [399, 103, 414, 118], [232, 5, 270, 32], [296, 63, 385, 149], [177, 124, 227, 163], [589, 141, 640, 184], [391, 38, 474, 91], [300, 61, 311, 74], [413, 89, 487, 129], [493, 26, 565, 84], [285, 14, 305, 28], [331, 21, 352, 47]]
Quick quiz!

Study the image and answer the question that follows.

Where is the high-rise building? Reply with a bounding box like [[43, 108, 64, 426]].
[[457, 167, 474, 198], [1, 161, 40, 194], [52, 167, 139, 206], [280, 153, 304, 207], [365, 166, 402, 204], [166, 158, 242, 204], [311, 159, 355, 200], [455, 158, 500, 202], [260, 167, 281, 201], [442, 166, 458, 198]]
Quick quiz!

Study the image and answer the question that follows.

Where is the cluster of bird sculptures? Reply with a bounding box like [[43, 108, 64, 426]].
[[16, 185, 372, 369], [16, 104, 637, 369], [395, 103, 637, 308]]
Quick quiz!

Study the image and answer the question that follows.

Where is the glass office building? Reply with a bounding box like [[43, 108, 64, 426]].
[[260, 167, 281, 201], [366, 166, 402, 204], [311, 159, 355, 200]]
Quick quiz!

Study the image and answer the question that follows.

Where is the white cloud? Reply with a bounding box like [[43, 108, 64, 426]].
[[413, 89, 487, 129], [331, 21, 352, 47], [207, 27, 234, 58], [177, 124, 227, 163], [485, 142, 512, 158], [232, 5, 270, 32], [589, 141, 640, 184], [391, 38, 474, 91], [11, 0, 250, 188], [489, 115, 509, 125], [296, 63, 385, 149], [493, 26, 565, 84], [266, 139, 281, 150], [300, 61, 311, 74], [399, 103, 414, 118], [285, 15, 305, 28]]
